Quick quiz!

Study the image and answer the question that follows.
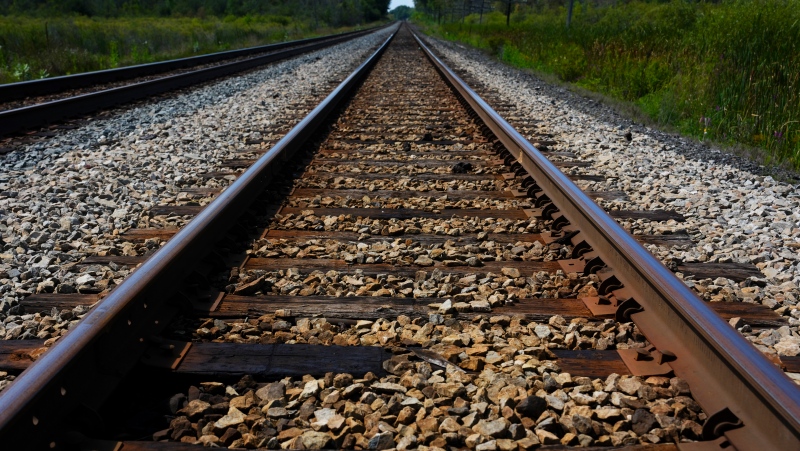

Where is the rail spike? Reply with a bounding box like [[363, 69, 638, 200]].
[[702, 407, 744, 441], [615, 298, 644, 322]]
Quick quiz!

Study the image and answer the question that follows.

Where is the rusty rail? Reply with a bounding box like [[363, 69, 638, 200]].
[[0, 25, 398, 449], [411, 27, 800, 451], [1, 20, 797, 450]]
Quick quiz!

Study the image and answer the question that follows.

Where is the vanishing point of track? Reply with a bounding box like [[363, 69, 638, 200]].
[[0, 23, 797, 450]]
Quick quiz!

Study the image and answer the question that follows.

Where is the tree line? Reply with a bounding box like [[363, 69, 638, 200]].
[[0, 0, 392, 26], [414, 0, 592, 26]]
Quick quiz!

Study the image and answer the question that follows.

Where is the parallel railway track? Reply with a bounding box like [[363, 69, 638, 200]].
[[0, 23, 797, 450], [0, 26, 382, 138]]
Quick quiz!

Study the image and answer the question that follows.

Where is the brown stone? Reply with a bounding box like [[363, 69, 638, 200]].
[[301, 431, 334, 449], [219, 428, 241, 447], [230, 392, 255, 410], [341, 433, 356, 449], [328, 415, 347, 432], [434, 382, 466, 398], [178, 399, 210, 420], [560, 432, 579, 445], [169, 418, 193, 441], [495, 438, 517, 451], [196, 435, 220, 446], [517, 436, 540, 450], [417, 417, 440, 433], [429, 435, 448, 448], [536, 429, 559, 445], [397, 406, 416, 425], [459, 357, 484, 372], [501, 405, 517, 421], [520, 417, 536, 429], [439, 417, 461, 434], [241, 433, 260, 448], [467, 345, 490, 356], [277, 427, 304, 441]]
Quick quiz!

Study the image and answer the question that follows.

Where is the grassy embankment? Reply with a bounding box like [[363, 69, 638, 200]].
[[419, 0, 800, 169], [0, 15, 376, 85]]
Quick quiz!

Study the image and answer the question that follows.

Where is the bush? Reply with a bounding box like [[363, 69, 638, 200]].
[[550, 42, 586, 82], [487, 36, 508, 55]]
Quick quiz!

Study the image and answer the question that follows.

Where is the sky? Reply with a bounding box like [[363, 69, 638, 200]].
[[389, 0, 414, 9]]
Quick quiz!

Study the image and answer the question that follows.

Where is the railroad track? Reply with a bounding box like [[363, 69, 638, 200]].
[[0, 25, 383, 139], [0, 23, 798, 450]]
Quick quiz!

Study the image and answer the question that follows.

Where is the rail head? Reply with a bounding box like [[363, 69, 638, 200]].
[[410, 26, 800, 451], [0, 24, 399, 449]]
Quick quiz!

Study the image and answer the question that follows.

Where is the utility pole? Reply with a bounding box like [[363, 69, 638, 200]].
[[566, 0, 574, 29]]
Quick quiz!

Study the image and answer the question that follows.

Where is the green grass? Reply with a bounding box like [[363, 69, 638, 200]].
[[417, 0, 800, 169], [0, 15, 376, 85]]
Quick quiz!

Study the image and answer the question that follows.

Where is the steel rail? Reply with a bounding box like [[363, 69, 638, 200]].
[[0, 26, 381, 102], [411, 27, 800, 451], [0, 25, 398, 450], [0, 26, 387, 137]]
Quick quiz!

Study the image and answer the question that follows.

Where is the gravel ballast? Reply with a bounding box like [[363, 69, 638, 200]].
[[156, 313, 700, 449], [0, 26, 396, 342], [0, 26, 724, 447], [150, 30, 711, 449]]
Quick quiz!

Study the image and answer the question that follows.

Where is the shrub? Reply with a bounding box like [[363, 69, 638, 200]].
[[487, 36, 508, 56], [550, 42, 586, 82]]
